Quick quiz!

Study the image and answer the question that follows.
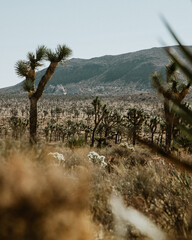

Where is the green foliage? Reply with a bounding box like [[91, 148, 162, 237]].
[[46, 45, 72, 63], [15, 60, 29, 78], [67, 136, 85, 148], [15, 45, 47, 79], [35, 45, 47, 62], [23, 78, 35, 92], [26, 46, 46, 69]]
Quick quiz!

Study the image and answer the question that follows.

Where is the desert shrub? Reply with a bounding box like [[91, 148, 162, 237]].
[[89, 166, 113, 230], [0, 140, 192, 239], [122, 150, 149, 167], [67, 136, 86, 148], [109, 144, 133, 158], [63, 148, 91, 171], [0, 152, 94, 240], [88, 151, 107, 167], [88, 145, 192, 239], [113, 160, 192, 239]]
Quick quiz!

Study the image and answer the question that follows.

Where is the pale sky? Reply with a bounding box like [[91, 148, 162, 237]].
[[0, 0, 192, 88]]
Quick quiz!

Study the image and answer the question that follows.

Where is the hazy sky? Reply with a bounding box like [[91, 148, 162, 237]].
[[0, 0, 192, 88]]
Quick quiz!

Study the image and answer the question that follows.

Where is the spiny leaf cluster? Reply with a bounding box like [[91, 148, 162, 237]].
[[46, 45, 72, 63], [15, 46, 47, 78], [23, 78, 35, 92], [15, 45, 72, 79]]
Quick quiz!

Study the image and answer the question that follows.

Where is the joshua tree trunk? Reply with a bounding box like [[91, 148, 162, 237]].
[[91, 127, 97, 147], [29, 63, 58, 144], [85, 131, 88, 144], [115, 134, 118, 144], [132, 128, 136, 146], [104, 129, 109, 145], [29, 97, 38, 144]]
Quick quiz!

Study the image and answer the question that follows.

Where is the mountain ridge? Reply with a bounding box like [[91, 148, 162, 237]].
[[1, 45, 191, 96]]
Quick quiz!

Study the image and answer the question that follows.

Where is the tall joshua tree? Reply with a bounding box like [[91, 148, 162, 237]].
[[151, 61, 190, 152], [15, 45, 72, 144]]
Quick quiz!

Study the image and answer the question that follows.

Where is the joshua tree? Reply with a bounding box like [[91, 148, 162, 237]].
[[151, 61, 190, 152], [15, 45, 72, 144], [143, 18, 192, 176], [90, 97, 108, 147], [98, 110, 123, 146], [125, 108, 145, 146], [145, 116, 160, 144]]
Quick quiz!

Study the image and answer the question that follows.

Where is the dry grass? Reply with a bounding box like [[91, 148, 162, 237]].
[[0, 146, 94, 240], [0, 141, 192, 239], [89, 145, 192, 239]]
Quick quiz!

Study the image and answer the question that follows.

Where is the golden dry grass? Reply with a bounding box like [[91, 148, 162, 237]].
[[0, 141, 192, 239], [0, 148, 94, 240]]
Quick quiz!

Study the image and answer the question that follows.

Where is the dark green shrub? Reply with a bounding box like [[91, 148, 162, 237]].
[[67, 136, 86, 148]]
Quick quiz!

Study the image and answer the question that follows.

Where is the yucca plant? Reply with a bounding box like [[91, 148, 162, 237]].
[[148, 19, 192, 173], [15, 45, 72, 144], [151, 60, 190, 152]]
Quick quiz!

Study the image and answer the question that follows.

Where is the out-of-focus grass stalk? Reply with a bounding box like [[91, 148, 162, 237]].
[[110, 194, 166, 240]]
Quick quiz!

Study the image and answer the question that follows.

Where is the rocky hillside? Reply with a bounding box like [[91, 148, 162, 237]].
[[0, 45, 190, 95]]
